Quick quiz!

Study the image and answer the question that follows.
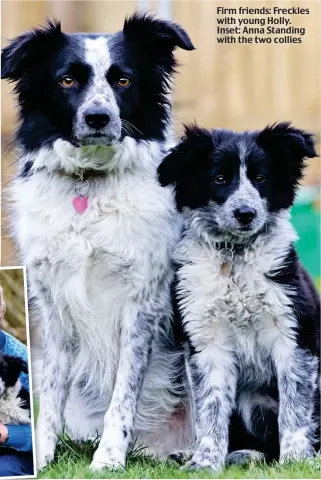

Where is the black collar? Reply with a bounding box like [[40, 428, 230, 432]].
[[213, 241, 247, 254]]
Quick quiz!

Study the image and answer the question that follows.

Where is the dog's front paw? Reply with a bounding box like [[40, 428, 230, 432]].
[[36, 425, 56, 471], [168, 450, 194, 465], [226, 449, 265, 466], [36, 443, 55, 471], [182, 452, 224, 472], [90, 446, 126, 472], [280, 448, 315, 464], [37, 451, 54, 472], [280, 433, 315, 463]]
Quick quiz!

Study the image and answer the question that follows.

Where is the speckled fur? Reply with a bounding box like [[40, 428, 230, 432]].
[[158, 123, 320, 471], [175, 210, 319, 468]]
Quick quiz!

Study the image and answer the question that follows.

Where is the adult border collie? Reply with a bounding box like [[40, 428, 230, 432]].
[[1, 13, 194, 471], [158, 123, 320, 471]]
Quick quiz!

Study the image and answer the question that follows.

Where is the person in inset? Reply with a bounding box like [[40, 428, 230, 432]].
[[0, 285, 34, 477]]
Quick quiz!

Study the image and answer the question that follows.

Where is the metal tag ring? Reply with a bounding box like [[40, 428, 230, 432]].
[[74, 178, 90, 197], [219, 248, 234, 263]]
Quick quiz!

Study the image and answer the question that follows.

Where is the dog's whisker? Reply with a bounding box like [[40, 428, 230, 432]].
[[121, 119, 144, 136]]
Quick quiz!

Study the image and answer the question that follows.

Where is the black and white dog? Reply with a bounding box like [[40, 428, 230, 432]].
[[0, 353, 30, 425], [158, 123, 320, 471], [1, 14, 194, 471]]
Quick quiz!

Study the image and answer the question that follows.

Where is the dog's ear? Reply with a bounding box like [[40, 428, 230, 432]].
[[158, 124, 213, 210], [158, 124, 213, 186], [257, 122, 317, 180], [1, 20, 63, 81], [123, 12, 194, 57], [257, 122, 317, 207], [3, 355, 28, 387]]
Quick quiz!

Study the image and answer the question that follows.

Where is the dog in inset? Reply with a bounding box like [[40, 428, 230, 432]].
[[0, 353, 30, 425], [158, 122, 320, 471]]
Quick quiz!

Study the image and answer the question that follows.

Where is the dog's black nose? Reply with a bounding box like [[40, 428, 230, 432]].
[[234, 206, 256, 225], [85, 108, 110, 130]]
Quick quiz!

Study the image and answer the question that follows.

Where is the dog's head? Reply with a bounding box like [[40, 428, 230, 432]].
[[1, 14, 194, 152], [158, 122, 317, 241], [0, 354, 28, 396]]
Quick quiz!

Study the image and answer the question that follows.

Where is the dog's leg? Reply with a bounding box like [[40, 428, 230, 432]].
[[90, 307, 156, 472], [275, 347, 318, 462], [36, 304, 69, 471], [182, 339, 236, 472]]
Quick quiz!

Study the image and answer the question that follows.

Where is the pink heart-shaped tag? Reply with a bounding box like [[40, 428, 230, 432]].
[[72, 195, 88, 214]]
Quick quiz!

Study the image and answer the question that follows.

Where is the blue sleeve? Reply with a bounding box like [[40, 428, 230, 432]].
[[3, 425, 33, 452]]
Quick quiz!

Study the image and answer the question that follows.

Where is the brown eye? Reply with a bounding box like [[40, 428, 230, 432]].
[[117, 77, 131, 88], [214, 175, 226, 185], [256, 174, 266, 183], [59, 76, 75, 88]]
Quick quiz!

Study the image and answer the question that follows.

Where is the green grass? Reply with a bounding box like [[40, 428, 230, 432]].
[[33, 402, 320, 479], [37, 435, 321, 479]]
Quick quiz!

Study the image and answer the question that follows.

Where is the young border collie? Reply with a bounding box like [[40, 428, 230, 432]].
[[0, 354, 30, 424], [1, 13, 194, 471], [158, 122, 320, 471]]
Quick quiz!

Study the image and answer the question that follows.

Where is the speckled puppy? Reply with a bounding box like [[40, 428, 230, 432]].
[[158, 123, 320, 471]]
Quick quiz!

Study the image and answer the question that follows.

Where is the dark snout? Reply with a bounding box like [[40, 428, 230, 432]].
[[234, 206, 256, 225], [85, 107, 110, 130]]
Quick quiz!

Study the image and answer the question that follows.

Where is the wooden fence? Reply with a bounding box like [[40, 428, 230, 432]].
[[1, 0, 320, 264]]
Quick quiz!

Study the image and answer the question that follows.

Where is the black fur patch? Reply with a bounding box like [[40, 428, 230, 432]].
[[0, 353, 28, 388]]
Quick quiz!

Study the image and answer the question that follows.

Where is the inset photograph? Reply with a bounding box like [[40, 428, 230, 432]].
[[0, 267, 35, 478]]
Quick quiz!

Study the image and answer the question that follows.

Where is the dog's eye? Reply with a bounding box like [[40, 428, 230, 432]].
[[255, 174, 266, 183], [117, 77, 131, 88], [59, 76, 75, 88], [214, 175, 226, 185]]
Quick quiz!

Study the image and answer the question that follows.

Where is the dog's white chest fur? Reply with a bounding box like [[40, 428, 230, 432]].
[[175, 216, 297, 382], [10, 141, 180, 400]]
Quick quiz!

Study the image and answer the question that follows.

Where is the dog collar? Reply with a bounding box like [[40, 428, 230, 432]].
[[214, 241, 246, 278], [214, 241, 246, 254]]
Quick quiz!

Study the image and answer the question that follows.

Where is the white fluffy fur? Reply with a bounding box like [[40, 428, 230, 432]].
[[74, 37, 122, 143], [176, 209, 298, 368], [9, 137, 193, 470], [0, 380, 30, 425]]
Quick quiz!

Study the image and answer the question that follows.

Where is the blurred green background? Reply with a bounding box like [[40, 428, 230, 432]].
[[292, 188, 320, 290]]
